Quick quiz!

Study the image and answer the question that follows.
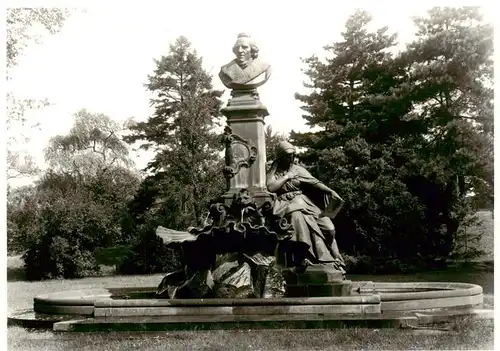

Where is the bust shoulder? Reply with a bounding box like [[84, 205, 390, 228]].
[[219, 59, 271, 89], [220, 59, 270, 75], [220, 59, 239, 72], [247, 59, 271, 73]]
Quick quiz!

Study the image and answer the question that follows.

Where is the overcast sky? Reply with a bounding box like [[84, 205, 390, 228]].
[[6, 0, 495, 186]]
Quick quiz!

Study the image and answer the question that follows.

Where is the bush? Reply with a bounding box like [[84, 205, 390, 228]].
[[24, 235, 100, 280], [94, 245, 133, 267], [344, 254, 435, 274], [21, 171, 131, 280], [7, 168, 141, 280], [7, 185, 39, 254], [117, 224, 183, 275], [22, 197, 108, 280]]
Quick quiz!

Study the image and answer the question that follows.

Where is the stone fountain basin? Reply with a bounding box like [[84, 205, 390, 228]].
[[32, 281, 483, 315], [9, 281, 485, 331]]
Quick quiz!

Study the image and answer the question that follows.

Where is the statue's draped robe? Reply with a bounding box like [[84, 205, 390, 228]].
[[267, 164, 337, 263]]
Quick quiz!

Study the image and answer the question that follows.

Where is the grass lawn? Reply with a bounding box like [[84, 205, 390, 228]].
[[6, 318, 495, 351], [7, 255, 494, 351]]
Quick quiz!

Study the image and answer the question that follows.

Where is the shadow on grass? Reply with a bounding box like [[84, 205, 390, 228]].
[[7, 266, 27, 282], [7, 265, 118, 282], [7, 255, 27, 282], [6, 255, 118, 282]]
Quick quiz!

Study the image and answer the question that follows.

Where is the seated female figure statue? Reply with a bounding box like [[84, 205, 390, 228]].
[[219, 33, 272, 90], [266, 141, 346, 272]]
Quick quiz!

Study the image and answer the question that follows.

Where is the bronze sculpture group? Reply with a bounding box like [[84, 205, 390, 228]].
[[156, 33, 348, 299]]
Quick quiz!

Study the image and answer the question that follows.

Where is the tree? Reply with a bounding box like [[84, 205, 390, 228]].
[[125, 36, 225, 229], [9, 110, 141, 279], [7, 8, 70, 70], [264, 125, 288, 169], [21, 171, 115, 280], [292, 10, 426, 264], [42, 109, 141, 245], [44, 109, 134, 178], [7, 185, 38, 254], [292, 7, 493, 270], [14, 166, 140, 280], [7, 8, 72, 184], [402, 6, 494, 256]]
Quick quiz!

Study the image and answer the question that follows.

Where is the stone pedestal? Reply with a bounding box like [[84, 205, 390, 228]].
[[221, 90, 273, 206], [283, 265, 352, 297]]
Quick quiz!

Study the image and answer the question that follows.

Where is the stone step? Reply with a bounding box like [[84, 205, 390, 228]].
[[93, 303, 381, 317], [53, 313, 418, 332]]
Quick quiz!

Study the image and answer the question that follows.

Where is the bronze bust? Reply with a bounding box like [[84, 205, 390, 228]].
[[219, 33, 272, 90]]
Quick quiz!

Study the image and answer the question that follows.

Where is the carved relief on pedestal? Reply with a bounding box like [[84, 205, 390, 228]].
[[222, 126, 258, 179]]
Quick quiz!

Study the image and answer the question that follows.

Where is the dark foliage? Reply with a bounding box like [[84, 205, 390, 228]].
[[117, 223, 183, 275], [120, 37, 227, 273], [292, 7, 493, 268], [9, 110, 141, 279], [125, 36, 225, 230]]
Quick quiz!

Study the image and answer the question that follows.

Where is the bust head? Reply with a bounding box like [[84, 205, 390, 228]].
[[232, 33, 259, 68], [219, 33, 271, 90]]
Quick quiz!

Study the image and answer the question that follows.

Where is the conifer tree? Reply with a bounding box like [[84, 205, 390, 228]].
[[126, 36, 225, 228], [292, 10, 425, 263], [402, 6, 493, 257], [293, 8, 493, 267]]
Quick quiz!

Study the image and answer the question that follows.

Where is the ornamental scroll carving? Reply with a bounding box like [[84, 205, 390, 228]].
[[222, 126, 257, 179]]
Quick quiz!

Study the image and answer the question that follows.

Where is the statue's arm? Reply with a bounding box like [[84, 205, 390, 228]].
[[267, 173, 290, 193], [296, 166, 343, 201], [314, 182, 343, 201], [313, 181, 345, 218]]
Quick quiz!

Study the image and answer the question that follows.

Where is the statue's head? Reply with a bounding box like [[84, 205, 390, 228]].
[[232, 33, 259, 68], [231, 188, 256, 212], [276, 141, 296, 166], [235, 188, 252, 205]]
